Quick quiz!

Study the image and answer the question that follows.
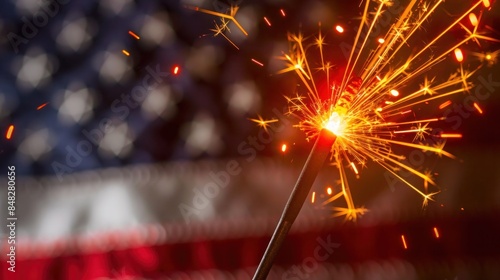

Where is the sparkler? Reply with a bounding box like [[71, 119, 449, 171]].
[[277, 0, 497, 220], [5, 125, 15, 140], [190, 0, 498, 278]]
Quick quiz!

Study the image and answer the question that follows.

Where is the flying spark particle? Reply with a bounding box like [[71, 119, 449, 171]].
[[454, 48, 464, 62], [335, 25, 344, 33], [281, 144, 287, 153], [439, 100, 452, 109], [128, 30, 140, 40], [311, 192, 316, 203], [37, 102, 48, 110], [327, 187, 332, 195], [264, 17, 271, 26], [401, 235, 408, 249], [473, 102, 483, 114], [486, 54, 492, 60], [390, 89, 399, 96], [440, 133, 462, 138], [6, 125, 14, 140], [483, 0, 491, 8], [378, 38, 385, 44], [350, 162, 359, 175], [172, 65, 180, 75], [251, 58, 264, 67], [469, 13, 478, 27], [433, 227, 440, 238], [122, 50, 130, 56], [280, 9, 286, 17]]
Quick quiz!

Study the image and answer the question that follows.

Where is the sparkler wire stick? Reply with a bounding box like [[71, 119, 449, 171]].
[[253, 128, 336, 279]]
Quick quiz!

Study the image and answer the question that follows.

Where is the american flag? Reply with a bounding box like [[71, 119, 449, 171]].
[[1, 0, 500, 279]]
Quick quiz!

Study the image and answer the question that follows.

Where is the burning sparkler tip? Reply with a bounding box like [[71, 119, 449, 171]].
[[6, 125, 14, 140], [323, 112, 345, 136]]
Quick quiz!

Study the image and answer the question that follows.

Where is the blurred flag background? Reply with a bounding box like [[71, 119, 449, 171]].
[[1, 0, 500, 279]]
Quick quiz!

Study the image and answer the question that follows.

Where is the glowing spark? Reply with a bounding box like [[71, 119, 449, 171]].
[[280, 9, 286, 17], [335, 25, 344, 33], [281, 144, 287, 153], [311, 192, 316, 203], [401, 235, 408, 249], [473, 102, 483, 114], [264, 17, 271, 26], [6, 125, 14, 140], [472, 50, 499, 66], [37, 102, 48, 110], [440, 133, 462, 138], [378, 38, 385, 44], [469, 13, 478, 27], [390, 89, 399, 97], [249, 115, 278, 133], [122, 50, 130, 56], [433, 227, 440, 238], [172, 65, 180, 75], [128, 30, 140, 40], [251, 58, 264, 67], [326, 187, 332, 195], [439, 100, 452, 109], [187, 5, 248, 36], [350, 162, 359, 175], [454, 48, 464, 62], [483, 0, 491, 8]]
